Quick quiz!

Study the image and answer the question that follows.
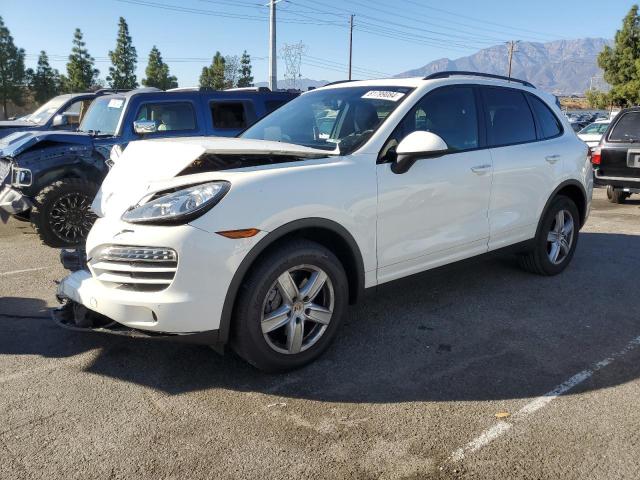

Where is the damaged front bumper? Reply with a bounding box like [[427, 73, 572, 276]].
[[54, 261, 222, 348], [51, 299, 221, 346], [0, 186, 32, 218]]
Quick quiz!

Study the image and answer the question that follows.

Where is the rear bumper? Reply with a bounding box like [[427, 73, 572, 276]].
[[0, 186, 32, 215], [594, 169, 640, 187]]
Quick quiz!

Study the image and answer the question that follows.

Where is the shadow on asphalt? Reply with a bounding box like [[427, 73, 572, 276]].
[[1, 231, 640, 403]]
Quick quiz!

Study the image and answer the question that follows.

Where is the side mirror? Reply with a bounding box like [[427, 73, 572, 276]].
[[52, 114, 68, 128], [133, 120, 157, 135], [391, 131, 449, 174]]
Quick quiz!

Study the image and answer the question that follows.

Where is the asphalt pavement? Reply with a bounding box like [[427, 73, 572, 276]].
[[1, 187, 639, 479]]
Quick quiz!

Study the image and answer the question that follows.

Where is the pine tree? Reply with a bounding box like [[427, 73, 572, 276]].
[[224, 55, 239, 89], [0, 16, 26, 119], [199, 52, 226, 90], [27, 51, 61, 104], [66, 28, 99, 92], [107, 17, 138, 89], [237, 50, 254, 88], [142, 46, 177, 90], [597, 5, 640, 106]]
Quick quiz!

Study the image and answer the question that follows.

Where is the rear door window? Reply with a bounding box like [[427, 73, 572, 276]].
[[211, 102, 247, 129], [135, 102, 197, 132], [482, 87, 536, 147], [609, 112, 640, 142], [527, 94, 562, 139]]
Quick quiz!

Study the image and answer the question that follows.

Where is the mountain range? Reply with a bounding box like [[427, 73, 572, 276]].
[[266, 38, 611, 96], [394, 38, 611, 95]]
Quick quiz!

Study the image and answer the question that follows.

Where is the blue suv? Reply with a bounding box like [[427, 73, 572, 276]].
[[0, 87, 298, 247]]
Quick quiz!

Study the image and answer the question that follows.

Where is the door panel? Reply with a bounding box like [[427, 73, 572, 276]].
[[487, 139, 564, 249], [481, 87, 567, 249], [375, 84, 492, 284], [376, 149, 492, 283]]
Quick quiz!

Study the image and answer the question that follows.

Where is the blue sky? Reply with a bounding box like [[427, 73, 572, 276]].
[[2, 0, 636, 86]]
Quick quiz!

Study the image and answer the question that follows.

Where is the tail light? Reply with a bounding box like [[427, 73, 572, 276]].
[[591, 147, 601, 165]]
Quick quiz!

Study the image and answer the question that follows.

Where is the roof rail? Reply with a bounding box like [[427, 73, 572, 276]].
[[323, 79, 358, 87], [224, 86, 272, 92], [424, 71, 535, 88], [92, 88, 132, 95], [166, 86, 199, 92]]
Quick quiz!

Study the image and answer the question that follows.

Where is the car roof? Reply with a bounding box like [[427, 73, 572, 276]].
[[314, 75, 560, 107], [95, 87, 297, 100]]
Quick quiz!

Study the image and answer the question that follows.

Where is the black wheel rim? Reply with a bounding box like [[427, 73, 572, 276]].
[[49, 192, 97, 244]]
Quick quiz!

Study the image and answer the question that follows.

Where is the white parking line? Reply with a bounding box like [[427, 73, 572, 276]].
[[0, 267, 50, 277], [447, 334, 640, 464]]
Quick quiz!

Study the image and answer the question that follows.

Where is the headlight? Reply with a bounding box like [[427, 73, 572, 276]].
[[122, 181, 230, 224], [11, 166, 32, 187]]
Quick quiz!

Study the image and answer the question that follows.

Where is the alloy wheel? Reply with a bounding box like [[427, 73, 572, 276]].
[[546, 209, 575, 265], [261, 264, 335, 355], [49, 192, 97, 245]]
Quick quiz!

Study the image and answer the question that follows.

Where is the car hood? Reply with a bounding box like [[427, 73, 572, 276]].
[[0, 130, 93, 158], [93, 136, 335, 217], [0, 120, 36, 128]]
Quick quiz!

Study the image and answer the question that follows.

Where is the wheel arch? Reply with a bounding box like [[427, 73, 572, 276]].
[[218, 218, 366, 344], [538, 180, 588, 235], [30, 164, 104, 196]]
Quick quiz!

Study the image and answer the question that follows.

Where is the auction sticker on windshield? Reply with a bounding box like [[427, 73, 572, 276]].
[[108, 99, 124, 109], [361, 90, 406, 102]]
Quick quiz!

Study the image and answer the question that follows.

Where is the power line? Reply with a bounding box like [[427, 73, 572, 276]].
[[345, 0, 506, 44], [115, 0, 340, 25], [398, 0, 562, 40], [294, 0, 498, 49]]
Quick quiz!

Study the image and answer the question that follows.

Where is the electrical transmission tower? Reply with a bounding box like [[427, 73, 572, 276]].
[[281, 42, 306, 89]]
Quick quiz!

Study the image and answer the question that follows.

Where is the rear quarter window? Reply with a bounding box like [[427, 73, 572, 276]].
[[608, 112, 640, 142], [527, 94, 563, 139]]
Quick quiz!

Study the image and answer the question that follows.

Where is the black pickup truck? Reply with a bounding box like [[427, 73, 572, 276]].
[[592, 106, 640, 203]]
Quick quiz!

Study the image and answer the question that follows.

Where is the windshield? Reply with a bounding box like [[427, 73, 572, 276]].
[[579, 122, 609, 135], [25, 96, 68, 124], [79, 96, 126, 135], [241, 86, 413, 154]]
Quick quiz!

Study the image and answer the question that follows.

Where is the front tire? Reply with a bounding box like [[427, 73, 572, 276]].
[[232, 239, 348, 372], [31, 178, 99, 248], [518, 195, 579, 276]]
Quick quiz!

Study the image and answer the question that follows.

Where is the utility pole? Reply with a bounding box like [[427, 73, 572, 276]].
[[507, 40, 519, 79], [269, 0, 278, 90], [348, 14, 354, 80]]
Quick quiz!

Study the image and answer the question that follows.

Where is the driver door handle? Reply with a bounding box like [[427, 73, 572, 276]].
[[471, 164, 491, 174]]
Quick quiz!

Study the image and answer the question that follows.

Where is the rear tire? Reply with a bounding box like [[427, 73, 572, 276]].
[[518, 195, 579, 276], [232, 239, 348, 372], [31, 178, 99, 248], [607, 185, 627, 204]]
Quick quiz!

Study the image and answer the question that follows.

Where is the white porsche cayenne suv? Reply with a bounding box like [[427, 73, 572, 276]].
[[56, 72, 593, 372]]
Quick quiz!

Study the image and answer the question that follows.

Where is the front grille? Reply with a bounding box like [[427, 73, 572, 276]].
[[90, 245, 178, 292]]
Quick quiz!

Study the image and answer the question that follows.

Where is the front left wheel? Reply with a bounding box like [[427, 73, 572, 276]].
[[31, 178, 99, 248], [232, 239, 349, 372]]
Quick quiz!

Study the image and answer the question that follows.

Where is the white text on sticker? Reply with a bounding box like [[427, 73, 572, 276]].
[[361, 91, 405, 102], [108, 99, 124, 109]]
